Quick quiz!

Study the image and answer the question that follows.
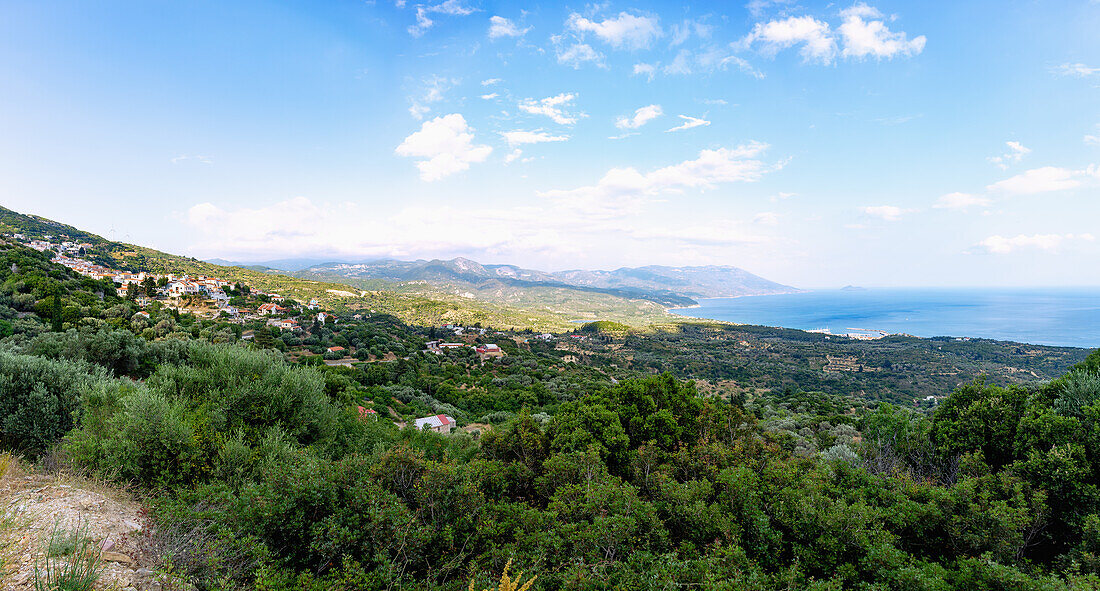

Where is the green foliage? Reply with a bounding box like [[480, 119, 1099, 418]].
[[0, 351, 109, 455]]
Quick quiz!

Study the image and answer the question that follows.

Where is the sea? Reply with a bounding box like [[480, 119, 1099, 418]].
[[669, 288, 1100, 349]]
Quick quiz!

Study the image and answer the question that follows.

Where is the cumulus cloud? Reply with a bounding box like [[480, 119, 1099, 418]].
[[504, 149, 531, 164], [567, 12, 662, 50], [987, 141, 1031, 170], [407, 0, 476, 37], [616, 104, 663, 130], [539, 142, 774, 217], [481, 78, 501, 86], [741, 15, 836, 64], [518, 93, 583, 125], [838, 3, 926, 60], [666, 115, 711, 132], [933, 192, 992, 211], [480, 93, 498, 100], [986, 166, 1092, 194], [978, 233, 1095, 254], [555, 42, 606, 69], [740, 4, 924, 64], [633, 62, 657, 81], [395, 114, 492, 181], [499, 130, 569, 146], [860, 205, 913, 220], [488, 15, 530, 39]]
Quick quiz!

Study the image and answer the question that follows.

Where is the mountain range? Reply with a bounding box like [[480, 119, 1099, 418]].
[[0, 203, 797, 328], [290, 257, 798, 308]]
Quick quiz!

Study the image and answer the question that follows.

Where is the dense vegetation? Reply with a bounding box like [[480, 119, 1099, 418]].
[[4, 331, 1100, 589], [2, 226, 1100, 589]]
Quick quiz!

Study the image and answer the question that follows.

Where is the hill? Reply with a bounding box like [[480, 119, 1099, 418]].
[[0, 205, 671, 331], [552, 264, 797, 299], [296, 257, 796, 316]]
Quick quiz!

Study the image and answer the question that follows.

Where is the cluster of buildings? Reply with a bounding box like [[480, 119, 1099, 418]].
[[24, 236, 93, 257], [6, 233, 320, 323], [424, 340, 505, 360]]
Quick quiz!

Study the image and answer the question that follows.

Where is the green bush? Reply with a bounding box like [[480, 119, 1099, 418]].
[[0, 351, 108, 455]]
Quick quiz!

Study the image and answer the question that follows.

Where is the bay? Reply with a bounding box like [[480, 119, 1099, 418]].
[[669, 288, 1100, 348]]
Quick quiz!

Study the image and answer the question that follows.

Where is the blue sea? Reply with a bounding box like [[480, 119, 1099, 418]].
[[669, 289, 1100, 348]]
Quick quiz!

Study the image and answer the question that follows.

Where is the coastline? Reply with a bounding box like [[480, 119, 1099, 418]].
[[663, 288, 1100, 349]]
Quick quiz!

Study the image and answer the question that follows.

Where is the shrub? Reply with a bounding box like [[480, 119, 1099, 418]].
[[0, 351, 107, 455]]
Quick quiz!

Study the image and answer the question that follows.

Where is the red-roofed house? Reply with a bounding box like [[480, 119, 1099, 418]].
[[414, 414, 455, 434], [357, 406, 378, 420], [258, 303, 286, 316]]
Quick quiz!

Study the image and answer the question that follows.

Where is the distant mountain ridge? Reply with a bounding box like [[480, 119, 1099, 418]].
[[296, 257, 798, 306]]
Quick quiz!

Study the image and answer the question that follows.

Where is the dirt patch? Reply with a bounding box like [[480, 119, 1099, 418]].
[[0, 459, 187, 590]]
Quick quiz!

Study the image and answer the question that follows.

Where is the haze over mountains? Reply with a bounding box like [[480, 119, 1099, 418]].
[[281, 257, 798, 307]]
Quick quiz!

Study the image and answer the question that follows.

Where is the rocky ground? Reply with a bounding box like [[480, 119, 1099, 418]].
[[0, 458, 187, 591]]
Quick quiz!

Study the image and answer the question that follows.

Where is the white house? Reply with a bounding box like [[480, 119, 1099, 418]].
[[414, 414, 456, 433]]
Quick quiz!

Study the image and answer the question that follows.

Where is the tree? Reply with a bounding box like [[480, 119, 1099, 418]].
[[141, 276, 157, 296], [254, 326, 275, 349]]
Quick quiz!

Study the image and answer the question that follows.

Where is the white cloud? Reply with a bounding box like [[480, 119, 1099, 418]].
[[986, 166, 1088, 194], [1086, 126, 1100, 146], [747, 0, 796, 19], [628, 222, 768, 246], [753, 211, 780, 225], [480, 93, 498, 100], [987, 141, 1031, 170], [408, 75, 457, 120], [838, 3, 926, 59], [663, 48, 764, 78], [933, 192, 992, 211], [669, 19, 712, 47], [170, 154, 213, 165], [740, 4, 924, 64], [616, 104, 663, 130], [860, 205, 913, 221], [481, 78, 501, 86], [666, 115, 711, 132], [518, 93, 583, 125], [555, 42, 606, 69], [633, 62, 657, 81], [408, 0, 476, 37], [395, 114, 492, 181], [567, 12, 662, 50], [978, 233, 1095, 254], [499, 130, 569, 146], [741, 15, 837, 64], [488, 16, 530, 39], [1053, 63, 1100, 77], [539, 142, 773, 217]]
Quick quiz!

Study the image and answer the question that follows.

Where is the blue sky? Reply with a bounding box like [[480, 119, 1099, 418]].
[[1, 0, 1098, 288]]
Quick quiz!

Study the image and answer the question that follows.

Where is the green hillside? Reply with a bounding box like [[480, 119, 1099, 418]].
[[0, 205, 668, 331]]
